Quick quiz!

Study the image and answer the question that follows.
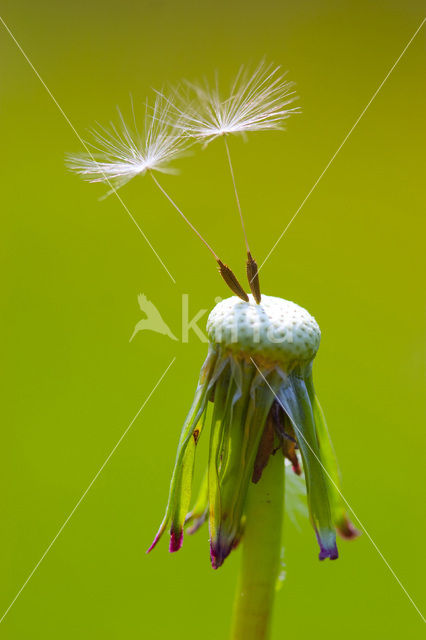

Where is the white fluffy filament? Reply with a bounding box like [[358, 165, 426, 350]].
[[174, 61, 299, 143], [66, 94, 187, 193]]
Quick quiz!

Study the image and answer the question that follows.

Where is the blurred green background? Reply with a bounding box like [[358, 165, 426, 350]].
[[1, 1, 425, 638]]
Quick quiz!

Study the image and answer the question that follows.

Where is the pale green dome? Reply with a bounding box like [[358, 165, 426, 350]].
[[207, 294, 321, 367]]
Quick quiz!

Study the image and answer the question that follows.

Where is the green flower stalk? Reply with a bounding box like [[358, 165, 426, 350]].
[[230, 448, 284, 640], [148, 295, 358, 607]]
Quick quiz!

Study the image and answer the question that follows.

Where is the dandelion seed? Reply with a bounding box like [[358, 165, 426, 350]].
[[176, 61, 299, 141], [67, 93, 248, 301], [66, 94, 187, 192], [170, 61, 299, 304]]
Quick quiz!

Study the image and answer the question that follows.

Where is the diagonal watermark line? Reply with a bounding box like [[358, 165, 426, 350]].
[[0, 357, 176, 625], [0, 15, 176, 284], [257, 17, 426, 276], [250, 358, 425, 623]]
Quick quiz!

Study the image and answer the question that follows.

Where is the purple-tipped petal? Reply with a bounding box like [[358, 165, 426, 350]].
[[316, 530, 339, 561], [146, 519, 167, 554], [210, 528, 243, 569], [278, 380, 339, 562], [336, 516, 361, 540], [305, 374, 360, 549], [169, 529, 184, 553], [210, 536, 233, 570], [146, 534, 161, 554], [147, 350, 217, 557], [186, 508, 208, 535]]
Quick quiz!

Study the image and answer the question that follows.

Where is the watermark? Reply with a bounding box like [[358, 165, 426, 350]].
[[130, 293, 218, 344], [130, 294, 179, 342], [130, 294, 295, 346]]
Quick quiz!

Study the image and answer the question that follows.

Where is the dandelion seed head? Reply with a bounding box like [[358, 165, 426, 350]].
[[174, 61, 300, 143], [66, 94, 187, 193]]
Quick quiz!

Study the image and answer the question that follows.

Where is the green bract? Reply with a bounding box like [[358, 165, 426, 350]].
[[148, 295, 358, 568]]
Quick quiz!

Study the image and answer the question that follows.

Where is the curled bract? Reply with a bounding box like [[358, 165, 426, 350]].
[[148, 295, 358, 568]]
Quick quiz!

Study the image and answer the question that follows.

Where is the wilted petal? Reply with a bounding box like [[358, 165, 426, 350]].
[[305, 373, 360, 540], [208, 363, 235, 568], [277, 373, 338, 560], [147, 348, 217, 553], [185, 469, 209, 535], [209, 364, 281, 568], [169, 430, 197, 552], [272, 404, 301, 475]]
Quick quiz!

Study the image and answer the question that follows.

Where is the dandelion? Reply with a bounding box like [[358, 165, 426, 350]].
[[67, 93, 249, 301], [149, 294, 359, 639], [69, 65, 359, 640], [171, 62, 299, 305]]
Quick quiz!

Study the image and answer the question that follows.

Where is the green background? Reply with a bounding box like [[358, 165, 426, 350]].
[[1, 1, 425, 638]]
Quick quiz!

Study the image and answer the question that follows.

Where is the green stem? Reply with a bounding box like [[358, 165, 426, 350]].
[[230, 453, 284, 640]]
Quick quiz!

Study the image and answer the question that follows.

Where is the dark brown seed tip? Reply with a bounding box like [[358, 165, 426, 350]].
[[246, 252, 261, 304], [217, 260, 249, 302]]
